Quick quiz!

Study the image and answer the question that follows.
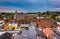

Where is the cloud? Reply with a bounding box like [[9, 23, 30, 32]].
[[49, 0, 60, 3], [50, 8, 60, 11], [0, 0, 60, 12], [46, 0, 60, 7], [29, 0, 36, 2], [0, 6, 28, 12]]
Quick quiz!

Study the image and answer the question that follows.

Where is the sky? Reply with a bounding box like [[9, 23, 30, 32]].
[[0, 0, 60, 12]]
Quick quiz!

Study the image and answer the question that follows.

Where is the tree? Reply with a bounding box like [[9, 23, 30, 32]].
[[50, 12, 57, 20], [15, 10, 17, 13], [37, 12, 41, 17], [0, 13, 2, 16], [43, 11, 57, 20], [46, 11, 50, 15], [43, 11, 50, 18]]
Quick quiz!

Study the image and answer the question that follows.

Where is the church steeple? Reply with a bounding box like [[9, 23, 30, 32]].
[[14, 10, 17, 19], [15, 10, 17, 13]]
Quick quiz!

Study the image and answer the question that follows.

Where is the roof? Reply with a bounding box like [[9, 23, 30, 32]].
[[38, 22, 53, 28], [36, 28, 47, 38], [56, 22, 60, 25], [0, 32, 12, 39], [43, 28, 54, 37], [0, 32, 6, 36], [39, 18, 53, 21]]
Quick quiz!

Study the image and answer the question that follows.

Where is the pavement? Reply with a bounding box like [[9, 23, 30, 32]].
[[0, 30, 20, 34], [14, 26, 37, 39], [28, 26, 37, 39], [55, 34, 60, 39], [53, 29, 60, 39], [14, 30, 29, 39], [0, 26, 37, 39]]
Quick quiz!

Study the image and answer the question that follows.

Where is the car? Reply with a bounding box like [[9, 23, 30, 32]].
[[0, 20, 5, 29], [22, 35, 27, 38]]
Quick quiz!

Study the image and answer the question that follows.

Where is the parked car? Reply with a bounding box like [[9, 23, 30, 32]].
[[0, 20, 5, 29], [23, 35, 27, 38]]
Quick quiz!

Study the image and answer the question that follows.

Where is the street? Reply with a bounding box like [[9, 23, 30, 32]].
[[28, 26, 37, 39], [14, 26, 37, 39], [14, 30, 29, 39]]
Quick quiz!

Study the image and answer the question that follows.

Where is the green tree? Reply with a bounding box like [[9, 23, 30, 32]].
[[43, 11, 57, 20], [0, 13, 2, 16], [37, 12, 41, 17], [43, 11, 50, 18], [50, 12, 57, 20]]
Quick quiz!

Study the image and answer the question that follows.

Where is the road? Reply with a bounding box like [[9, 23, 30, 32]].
[[28, 26, 37, 39], [53, 30, 60, 39], [0, 30, 20, 34], [14, 26, 37, 39], [14, 30, 29, 39], [0, 26, 37, 39]]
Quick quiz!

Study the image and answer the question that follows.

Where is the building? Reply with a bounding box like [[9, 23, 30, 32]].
[[36, 28, 47, 39], [16, 13, 38, 21], [56, 22, 60, 25], [19, 20, 30, 30], [36, 18, 59, 39], [25, 15, 31, 22], [0, 19, 5, 29], [43, 28, 54, 37], [56, 25, 60, 32], [4, 20, 18, 30], [42, 28, 59, 39], [37, 18, 54, 28], [56, 15, 60, 19]]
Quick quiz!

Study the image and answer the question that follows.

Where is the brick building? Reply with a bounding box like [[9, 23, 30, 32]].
[[37, 18, 55, 28]]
